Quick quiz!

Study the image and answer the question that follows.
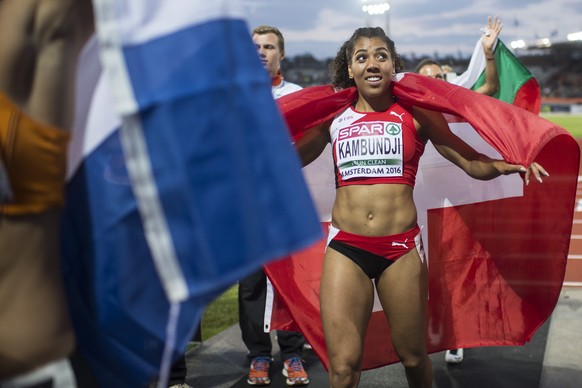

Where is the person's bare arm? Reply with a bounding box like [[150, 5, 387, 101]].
[[414, 106, 548, 184], [0, 0, 94, 129], [474, 16, 502, 96], [294, 121, 331, 167], [0, 0, 38, 104]]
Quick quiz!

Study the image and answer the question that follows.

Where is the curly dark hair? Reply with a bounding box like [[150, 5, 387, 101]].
[[330, 27, 404, 90]]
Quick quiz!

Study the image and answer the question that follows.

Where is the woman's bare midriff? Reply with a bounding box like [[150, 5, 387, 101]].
[[0, 209, 75, 379], [332, 183, 418, 236]]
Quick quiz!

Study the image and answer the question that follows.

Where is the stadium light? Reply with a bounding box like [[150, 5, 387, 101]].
[[361, 2, 390, 15], [536, 38, 552, 48], [567, 31, 582, 41], [510, 39, 527, 49], [361, 1, 391, 35]]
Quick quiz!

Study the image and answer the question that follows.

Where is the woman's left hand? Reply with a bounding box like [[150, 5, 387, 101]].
[[524, 162, 549, 185]]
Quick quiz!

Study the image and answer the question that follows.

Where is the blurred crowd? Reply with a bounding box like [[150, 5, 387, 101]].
[[283, 52, 582, 99]]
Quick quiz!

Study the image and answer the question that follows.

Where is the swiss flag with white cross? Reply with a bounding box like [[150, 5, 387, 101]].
[[265, 74, 578, 370]]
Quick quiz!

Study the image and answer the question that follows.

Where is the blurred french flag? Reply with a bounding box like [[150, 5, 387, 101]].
[[62, 0, 321, 386]]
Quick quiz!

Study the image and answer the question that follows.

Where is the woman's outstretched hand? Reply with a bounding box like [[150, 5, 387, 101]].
[[493, 160, 549, 185], [524, 162, 549, 185]]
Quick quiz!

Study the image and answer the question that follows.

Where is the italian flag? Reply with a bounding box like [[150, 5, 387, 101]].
[[264, 50, 578, 371]]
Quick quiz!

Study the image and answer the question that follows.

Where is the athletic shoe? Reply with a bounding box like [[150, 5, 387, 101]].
[[168, 384, 193, 388], [445, 348, 464, 364], [282, 357, 309, 386], [247, 357, 272, 385]]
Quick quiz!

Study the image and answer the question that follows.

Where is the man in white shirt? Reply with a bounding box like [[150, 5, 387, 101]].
[[238, 25, 308, 386]]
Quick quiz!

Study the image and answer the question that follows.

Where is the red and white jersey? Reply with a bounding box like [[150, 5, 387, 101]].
[[330, 102, 424, 187]]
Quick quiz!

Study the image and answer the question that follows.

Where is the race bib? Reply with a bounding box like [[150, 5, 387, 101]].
[[334, 120, 403, 181]]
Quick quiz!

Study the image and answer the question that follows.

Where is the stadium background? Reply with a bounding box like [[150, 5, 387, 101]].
[[281, 38, 582, 112]]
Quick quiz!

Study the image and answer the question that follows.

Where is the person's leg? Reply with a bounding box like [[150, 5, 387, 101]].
[[238, 269, 273, 385], [277, 331, 304, 361], [320, 248, 374, 388], [238, 268, 273, 359], [167, 354, 187, 387], [278, 330, 308, 385], [69, 348, 99, 388], [376, 248, 432, 388]]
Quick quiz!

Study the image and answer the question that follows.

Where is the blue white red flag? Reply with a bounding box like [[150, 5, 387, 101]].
[[62, 1, 321, 386]]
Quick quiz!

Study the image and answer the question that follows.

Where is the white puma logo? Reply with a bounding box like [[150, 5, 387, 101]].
[[392, 240, 408, 248], [390, 111, 405, 121]]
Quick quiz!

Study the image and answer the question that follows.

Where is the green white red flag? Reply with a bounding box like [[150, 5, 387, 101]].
[[453, 39, 541, 113]]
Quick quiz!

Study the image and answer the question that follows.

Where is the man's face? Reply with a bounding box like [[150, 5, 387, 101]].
[[418, 64, 445, 80], [252, 32, 283, 79]]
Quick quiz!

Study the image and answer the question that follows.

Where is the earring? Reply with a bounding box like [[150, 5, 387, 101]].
[[349, 74, 353, 79]]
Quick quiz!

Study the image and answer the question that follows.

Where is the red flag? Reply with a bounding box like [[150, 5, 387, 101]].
[[265, 73, 578, 370]]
